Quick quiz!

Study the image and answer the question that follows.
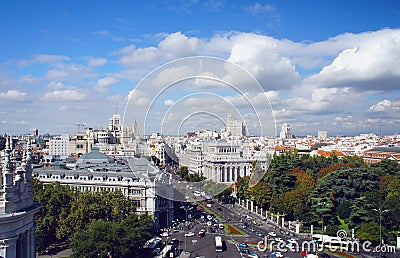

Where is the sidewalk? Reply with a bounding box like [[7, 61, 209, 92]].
[[37, 248, 72, 258]]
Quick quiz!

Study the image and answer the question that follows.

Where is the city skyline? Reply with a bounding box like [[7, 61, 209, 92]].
[[1, 1, 400, 136]]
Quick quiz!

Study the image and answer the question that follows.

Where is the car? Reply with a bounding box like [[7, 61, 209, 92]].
[[198, 231, 205, 238], [275, 252, 283, 258], [200, 228, 206, 232], [217, 207, 223, 211], [207, 214, 213, 220], [236, 242, 248, 248], [239, 249, 250, 254], [249, 227, 256, 232], [285, 242, 296, 250], [207, 221, 212, 227], [268, 232, 277, 237], [287, 237, 297, 243], [206, 203, 212, 207], [275, 237, 283, 242], [219, 223, 224, 229], [160, 232, 169, 237], [248, 254, 259, 258], [185, 232, 195, 237], [256, 232, 264, 237]]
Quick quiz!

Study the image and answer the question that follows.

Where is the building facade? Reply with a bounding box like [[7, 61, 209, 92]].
[[34, 148, 174, 229], [0, 137, 40, 258]]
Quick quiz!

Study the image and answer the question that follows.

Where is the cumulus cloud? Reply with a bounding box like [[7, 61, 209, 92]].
[[164, 99, 175, 106], [118, 32, 200, 66], [18, 54, 70, 67], [304, 29, 400, 91], [45, 64, 93, 82], [88, 57, 108, 67], [245, 3, 275, 14], [95, 77, 119, 93], [369, 99, 392, 112], [0, 90, 31, 102], [43, 90, 86, 101]]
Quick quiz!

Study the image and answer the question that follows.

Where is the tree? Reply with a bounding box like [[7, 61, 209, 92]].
[[71, 213, 154, 258], [356, 222, 383, 243], [177, 166, 189, 179], [33, 180, 75, 252], [248, 181, 273, 209]]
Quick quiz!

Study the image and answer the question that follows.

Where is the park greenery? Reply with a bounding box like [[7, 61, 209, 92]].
[[33, 179, 154, 257], [236, 151, 400, 244]]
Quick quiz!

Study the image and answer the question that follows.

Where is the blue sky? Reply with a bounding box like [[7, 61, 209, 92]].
[[1, 0, 400, 136]]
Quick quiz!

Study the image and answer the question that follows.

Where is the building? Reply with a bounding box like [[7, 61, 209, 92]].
[[201, 141, 269, 183], [224, 113, 246, 137], [69, 133, 89, 156], [47, 134, 70, 160], [280, 123, 293, 139], [33, 148, 174, 229], [318, 131, 328, 139], [363, 147, 400, 164], [0, 137, 40, 257]]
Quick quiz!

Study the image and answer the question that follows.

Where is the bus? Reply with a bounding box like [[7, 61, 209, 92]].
[[215, 236, 223, 252]]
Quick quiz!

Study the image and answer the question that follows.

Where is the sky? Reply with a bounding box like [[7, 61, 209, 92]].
[[0, 0, 400, 136]]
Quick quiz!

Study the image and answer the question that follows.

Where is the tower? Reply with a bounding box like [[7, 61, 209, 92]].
[[280, 123, 293, 139]]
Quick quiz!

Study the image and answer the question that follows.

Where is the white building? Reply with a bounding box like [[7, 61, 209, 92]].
[[202, 141, 266, 183], [280, 123, 293, 139], [318, 131, 328, 139], [0, 137, 40, 258], [224, 113, 246, 137], [34, 148, 173, 229], [48, 134, 70, 159]]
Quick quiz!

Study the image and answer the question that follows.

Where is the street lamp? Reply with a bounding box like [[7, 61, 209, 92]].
[[373, 208, 389, 258], [317, 201, 327, 246], [181, 205, 191, 254]]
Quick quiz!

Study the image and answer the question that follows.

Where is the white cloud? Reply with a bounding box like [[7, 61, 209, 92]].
[[45, 64, 93, 82], [334, 115, 353, 121], [304, 29, 400, 91], [43, 90, 86, 101], [18, 54, 70, 67], [369, 99, 392, 112], [95, 77, 119, 93], [0, 90, 31, 102], [88, 57, 108, 67], [245, 3, 275, 14], [164, 99, 175, 106]]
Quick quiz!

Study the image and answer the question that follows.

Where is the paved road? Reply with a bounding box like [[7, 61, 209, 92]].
[[167, 199, 398, 258]]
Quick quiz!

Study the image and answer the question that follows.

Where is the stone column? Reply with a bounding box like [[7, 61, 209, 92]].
[[311, 225, 314, 235], [288, 221, 291, 230], [296, 224, 300, 234], [260, 207, 263, 218], [282, 217, 285, 228], [270, 212, 273, 221], [397, 233, 400, 249], [255, 205, 258, 214], [251, 200, 254, 212], [276, 214, 279, 224], [3, 236, 18, 258]]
